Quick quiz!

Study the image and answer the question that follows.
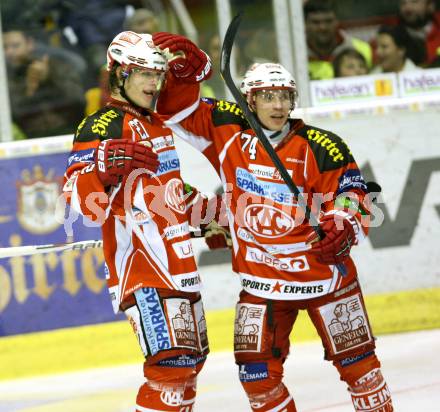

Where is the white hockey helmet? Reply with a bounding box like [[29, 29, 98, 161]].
[[240, 62, 297, 97], [106, 31, 167, 73]]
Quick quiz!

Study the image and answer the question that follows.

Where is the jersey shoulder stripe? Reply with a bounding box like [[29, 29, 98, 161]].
[[211, 99, 249, 128], [74, 107, 124, 143], [296, 124, 354, 172]]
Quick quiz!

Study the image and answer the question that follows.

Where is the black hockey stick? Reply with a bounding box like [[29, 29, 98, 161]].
[[220, 13, 348, 276]]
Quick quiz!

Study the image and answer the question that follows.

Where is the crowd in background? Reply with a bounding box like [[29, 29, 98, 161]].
[[1, 0, 440, 140]]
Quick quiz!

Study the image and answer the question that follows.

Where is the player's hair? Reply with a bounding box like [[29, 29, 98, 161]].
[[109, 62, 121, 92]]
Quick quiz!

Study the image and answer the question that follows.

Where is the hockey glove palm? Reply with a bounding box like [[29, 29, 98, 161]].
[[309, 211, 357, 265], [95, 139, 159, 187], [153, 32, 212, 82]]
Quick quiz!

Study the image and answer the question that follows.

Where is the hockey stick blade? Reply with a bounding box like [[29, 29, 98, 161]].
[[220, 13, 348, 276]]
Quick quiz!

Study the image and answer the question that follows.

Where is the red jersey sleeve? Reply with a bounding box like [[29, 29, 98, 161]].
[[157, 77, 249, 174], [63, 108, 123, 223]]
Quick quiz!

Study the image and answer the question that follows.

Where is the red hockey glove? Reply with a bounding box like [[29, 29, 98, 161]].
[[202, 220, 232, 250], [153, 32, 212, 82], [308, 211, 357, 265], [95, 139, 159, 187]]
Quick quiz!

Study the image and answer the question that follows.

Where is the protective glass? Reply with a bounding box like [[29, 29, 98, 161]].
[[130, 67, 165, 81], [255, 89, 295, 106]]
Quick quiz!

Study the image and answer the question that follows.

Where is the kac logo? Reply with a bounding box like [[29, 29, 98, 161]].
[[165, 178, 186, 214], [244, 204, 294, 238]]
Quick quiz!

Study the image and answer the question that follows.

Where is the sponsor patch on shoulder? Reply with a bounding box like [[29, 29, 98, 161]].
[[67, 149, 95, 166], [337, 169, 367, 194]]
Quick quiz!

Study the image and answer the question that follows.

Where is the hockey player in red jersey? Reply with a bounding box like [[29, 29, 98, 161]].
[[153, 31, 394, 412], [63, 31, 215, 411]]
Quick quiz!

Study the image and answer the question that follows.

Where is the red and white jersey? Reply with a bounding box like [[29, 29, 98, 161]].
[[157, 76, 370, 301], [64, 101, 202, 313]]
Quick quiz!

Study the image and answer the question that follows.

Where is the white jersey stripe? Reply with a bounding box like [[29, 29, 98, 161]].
[[165, 93, 200, 125], [114, 217, 134, 305], [170, 123, 212, 153], [267, 395, 294, 412], [70, 179, 82, 215]]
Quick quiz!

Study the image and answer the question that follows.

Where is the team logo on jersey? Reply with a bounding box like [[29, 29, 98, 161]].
[[165, 178, 186, 214], [320, 293, 372, 355], [165, 298, 198, 350], [160, 390, 183, 407], [244, 204, 295, 238], [234, 303, 266, 352], [17, 165, 63, 234], [128, 118, 149, 140]]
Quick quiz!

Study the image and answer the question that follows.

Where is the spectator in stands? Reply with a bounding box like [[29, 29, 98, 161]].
[[123, 8, 159, 33], [371, 25, 422, 73], [62, 0, 130, 88], [201, 33, 225, 98], [3, 28, 85, 139], [304, 0, 372, 80], [333, 48, 369, 77], [398, 0, 440, 65]]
